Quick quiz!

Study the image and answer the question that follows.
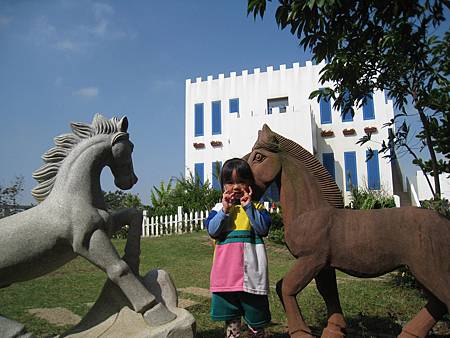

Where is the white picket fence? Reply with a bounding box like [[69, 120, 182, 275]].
[[141, 207, 209, 237], [141, 202, 277, 238]]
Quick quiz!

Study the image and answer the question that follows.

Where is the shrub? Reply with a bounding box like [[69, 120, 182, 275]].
[[349, 187, 396, 209], [267, 205, 285, 245], [149, 173, 222, 217], [420, 197, 450, 219]]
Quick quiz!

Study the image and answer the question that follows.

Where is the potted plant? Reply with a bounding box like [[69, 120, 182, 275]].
[[210, 140, 223, 147], [343, 128, 356, 136], [193, 142, 205, 149], [364, 126, 378, 134], [321, 130, 334, 137]]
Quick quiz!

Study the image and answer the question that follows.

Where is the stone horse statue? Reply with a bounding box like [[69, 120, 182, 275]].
[[0, 114, 176, 337], [247, 124, 449, 338]]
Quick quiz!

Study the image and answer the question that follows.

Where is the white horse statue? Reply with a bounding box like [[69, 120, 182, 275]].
[[0, 114, 175, 337]]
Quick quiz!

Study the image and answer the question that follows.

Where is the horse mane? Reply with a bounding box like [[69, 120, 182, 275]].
[[32, 114, 127, 203], [257, 127, 344, 209]]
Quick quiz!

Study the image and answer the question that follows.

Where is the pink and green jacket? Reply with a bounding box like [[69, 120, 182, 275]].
[[204, 202, 271, 295]]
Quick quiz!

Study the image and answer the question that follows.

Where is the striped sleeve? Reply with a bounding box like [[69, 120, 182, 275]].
[[204, 203, 228, 238], [244, 202, 271, 236]]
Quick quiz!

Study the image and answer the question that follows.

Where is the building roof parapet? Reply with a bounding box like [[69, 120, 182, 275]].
[[186, 61, 317, 84]]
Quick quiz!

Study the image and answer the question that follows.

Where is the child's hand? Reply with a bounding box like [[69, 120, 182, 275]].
[[222, 189, 234, 214], [240, 186, 252, 207]]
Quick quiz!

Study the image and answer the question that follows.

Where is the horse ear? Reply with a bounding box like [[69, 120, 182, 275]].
[[262, 124, 272, 133], [118, 117, 128, 132]]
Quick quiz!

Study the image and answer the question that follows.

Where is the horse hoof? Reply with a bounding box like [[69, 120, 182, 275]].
[[143, 303, 177, 327]]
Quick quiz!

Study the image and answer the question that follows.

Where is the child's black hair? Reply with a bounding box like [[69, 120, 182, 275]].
[[220, 158, 256, 192]]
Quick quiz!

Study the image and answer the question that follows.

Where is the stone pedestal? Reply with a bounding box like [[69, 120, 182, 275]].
[[62, 269, 196, 338]]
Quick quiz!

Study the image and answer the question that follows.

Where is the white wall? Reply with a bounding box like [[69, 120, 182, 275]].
[[185, 61, 396, 204], [416, 171, 450, 200]]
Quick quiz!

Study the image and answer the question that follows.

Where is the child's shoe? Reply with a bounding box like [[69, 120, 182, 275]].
[[226, 318, 241, 338], [247, 325, 265, 338]]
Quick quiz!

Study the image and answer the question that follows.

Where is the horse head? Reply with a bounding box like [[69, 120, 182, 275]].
[[247, 124, 282, 198], [109, 117, 138, 190]]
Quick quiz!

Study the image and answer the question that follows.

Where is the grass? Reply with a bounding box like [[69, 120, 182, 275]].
[[0, 232, 448, 337]]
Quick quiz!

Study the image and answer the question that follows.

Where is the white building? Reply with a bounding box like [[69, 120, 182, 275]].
[[185, 61, 398, 205], [416, 171, 450, 202]]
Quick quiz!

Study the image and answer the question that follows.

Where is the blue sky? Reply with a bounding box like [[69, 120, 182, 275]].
[[0, 0, 315, 205], [0, 0, 429, 206]]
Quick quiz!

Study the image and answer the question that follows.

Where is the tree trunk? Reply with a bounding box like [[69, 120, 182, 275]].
[[417, 107, 441, 199]]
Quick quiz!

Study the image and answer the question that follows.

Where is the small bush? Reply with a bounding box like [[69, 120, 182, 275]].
[[349, 187, 396, 209], [267, 206, 285, 245], [420, 197, 450, 219]]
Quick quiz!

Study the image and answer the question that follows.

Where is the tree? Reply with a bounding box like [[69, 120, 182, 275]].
[[103, 190, 144, 211], [149, 173, 222, 217], [248, 0, 449, 198], [0, 176, 25, 218], [149, 179, 176, 216]]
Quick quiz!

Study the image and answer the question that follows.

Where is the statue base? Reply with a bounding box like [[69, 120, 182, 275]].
[[62, 269, 195, 338]]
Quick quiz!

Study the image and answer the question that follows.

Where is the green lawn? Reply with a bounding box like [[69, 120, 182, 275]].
[[0, 232, 448, 337]]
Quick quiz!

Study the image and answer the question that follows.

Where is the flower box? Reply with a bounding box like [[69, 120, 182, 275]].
[[193, 142, 205, 149], [364, 126, 378, 134], [343, 128, 356, 136], [321, 130, 334, 138], [210, 140, 223, 147]]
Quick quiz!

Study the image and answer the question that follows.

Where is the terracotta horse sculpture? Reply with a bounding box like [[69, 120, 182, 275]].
[[247, 124, 449, 338], [0, 114, 174, 337]]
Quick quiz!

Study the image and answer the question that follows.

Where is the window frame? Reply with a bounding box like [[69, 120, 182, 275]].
[[212, 100, 221, 135], [194, 103, 204, 137], [344, 151, 358, 191]]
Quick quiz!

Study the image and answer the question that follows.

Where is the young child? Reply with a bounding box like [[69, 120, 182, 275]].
[[204, 158, 271, 338]]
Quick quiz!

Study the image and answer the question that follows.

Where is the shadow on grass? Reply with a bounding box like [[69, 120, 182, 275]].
[[343, 314, 449, 338], [196, 328, 225, 338]]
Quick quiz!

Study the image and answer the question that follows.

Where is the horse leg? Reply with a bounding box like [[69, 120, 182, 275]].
[[74, 228, 176, 326], [315, 268, 346, 338], [398, 292, 447, 338], [282, 255, 326, 338], [108, 208, 143, 274]]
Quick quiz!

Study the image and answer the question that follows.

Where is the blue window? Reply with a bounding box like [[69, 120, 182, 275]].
[[212, 101, 221, 135], [229, 98, 239, 113], [322, 153, 335, 180], [320, 91, 332, 124], [341, 91, 353, 122], [267, 97, 288, 114], [344, 151, 358, 191], [366, 150, 381, 190], [194, 103, 204, 136], [212, 161, 222, 190], [363, 94, 375, 120], [261, 181, 280, 202], [194, 163, 204, 185]]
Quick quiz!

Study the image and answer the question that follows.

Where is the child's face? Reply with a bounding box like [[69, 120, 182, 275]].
[[223, 170, 250, 202]]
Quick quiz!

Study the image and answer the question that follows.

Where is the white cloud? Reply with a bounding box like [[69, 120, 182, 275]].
[[93, 3, 114, 18], [72, 87, 99, 98], [32, 16, 57, 46], [55, 39, 79, 51], [27, 2, 136, 54]]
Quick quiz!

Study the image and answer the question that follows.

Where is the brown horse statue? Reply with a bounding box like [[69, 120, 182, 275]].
[[247, 124, 449, 338]]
